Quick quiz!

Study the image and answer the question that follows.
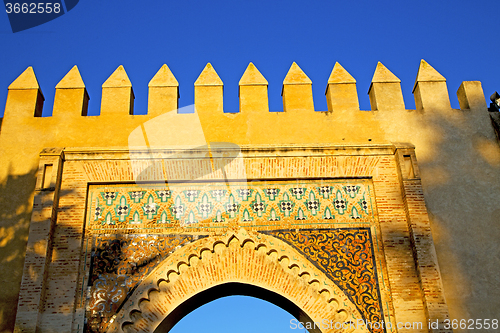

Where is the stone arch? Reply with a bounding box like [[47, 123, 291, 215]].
[[154, 282, 321, 332], [107, 229, 369, 333]]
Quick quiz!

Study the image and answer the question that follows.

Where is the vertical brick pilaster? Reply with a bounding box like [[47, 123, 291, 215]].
[[14, 149, 63, 333], [38, 160, 89, 333], [373, 155, 428, 332], [396, 147, 452, 333]]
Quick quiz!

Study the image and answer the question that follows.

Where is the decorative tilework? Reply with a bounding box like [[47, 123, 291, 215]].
[[183, 190, 200, 202], [85, 234, 204, 333], [87, 180, 374, 231], [264, 188, 280, 200], [94, 199, 103, 221], [101, 192, 117, 206], [262, 228, 385, 333], [197, 194, 213, 218], [317, 185, 333, 199], [333, 190, 347, 214], [237, 188, 253, 201], [212, 209, 225, 223], [250, 192, 267, 217], [279, 192, 295, 217], [290, 187, 306, 200], [128, 190, 145, 203], [114, 196, 129, 222], [210, 189, 226, 202], [323, 206, 334, 220], [142, 194, 158, 219], [155, 190, 171, 202]]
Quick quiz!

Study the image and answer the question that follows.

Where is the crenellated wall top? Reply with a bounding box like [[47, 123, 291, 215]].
[[3, 59, 488, 119]]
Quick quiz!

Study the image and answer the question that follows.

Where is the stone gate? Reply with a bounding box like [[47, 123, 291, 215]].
[[6, 59, 498, 333], [16, 142, 447, 333]]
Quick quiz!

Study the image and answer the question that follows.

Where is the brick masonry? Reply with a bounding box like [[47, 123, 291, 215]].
[[14, 144, 450, 333]]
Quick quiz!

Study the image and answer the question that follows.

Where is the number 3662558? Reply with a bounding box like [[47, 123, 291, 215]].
[[443, 319, 499, 330], [5, 3, 61, 14]]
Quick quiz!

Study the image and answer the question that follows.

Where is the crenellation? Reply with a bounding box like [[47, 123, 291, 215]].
[[148, 64, 179, 116], [281, 62, 314, 112], [413, 59, 451, 112], [325, 62, 359, 112], [194, 63, 224, 115], [368, 62, 405, 111], [53, 66, 89, 117], [1, 60, 489, 126], [6, 66, 44, 118], [239, 62, 269, 113], [101, 65, 135, 116], [457, 81, 487, 111]]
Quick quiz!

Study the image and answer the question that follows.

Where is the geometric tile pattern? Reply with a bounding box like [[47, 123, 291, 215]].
[[85, 234, 204, 333], [87, 180, 374, 231], [262, 228, 385, 333]]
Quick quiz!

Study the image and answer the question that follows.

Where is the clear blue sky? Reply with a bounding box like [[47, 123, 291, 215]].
[[170, 296, 308, 333], [1, 1, 499, 118], [1, 1, 498, 332]]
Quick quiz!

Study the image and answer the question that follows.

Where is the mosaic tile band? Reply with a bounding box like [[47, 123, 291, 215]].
[[88, 180, 375, 232]]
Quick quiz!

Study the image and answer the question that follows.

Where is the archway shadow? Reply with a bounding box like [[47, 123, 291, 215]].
[[154, 282, 320, 333]]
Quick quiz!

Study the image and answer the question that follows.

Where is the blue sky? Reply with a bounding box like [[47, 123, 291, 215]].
[[1, 1, 499, 118], [1, 1, 498, 332], [170, 296, 308, 333]]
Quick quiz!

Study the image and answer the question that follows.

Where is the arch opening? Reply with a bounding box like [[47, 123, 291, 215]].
[[154, 282, 320, 333], [115, 230, 365, 333]]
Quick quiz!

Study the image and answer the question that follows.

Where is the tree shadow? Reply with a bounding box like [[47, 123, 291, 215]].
[[0, 164, 77, 333], [0, 166, 37, 333], [404, 107, 500, 327]]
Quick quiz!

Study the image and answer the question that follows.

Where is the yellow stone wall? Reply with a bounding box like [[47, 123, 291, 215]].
[[1, 60, 499, 333]]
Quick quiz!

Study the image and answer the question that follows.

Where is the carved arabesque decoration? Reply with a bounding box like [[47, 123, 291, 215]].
[[86, 235, 203, 333], [107, 229, 371, 333], [263, 229, 384, 333]]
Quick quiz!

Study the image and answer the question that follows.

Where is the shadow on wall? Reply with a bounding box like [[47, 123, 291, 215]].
[[0, 166, 37, 333], [406, 107, 500, 329], [0, 165, 77, 333]]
